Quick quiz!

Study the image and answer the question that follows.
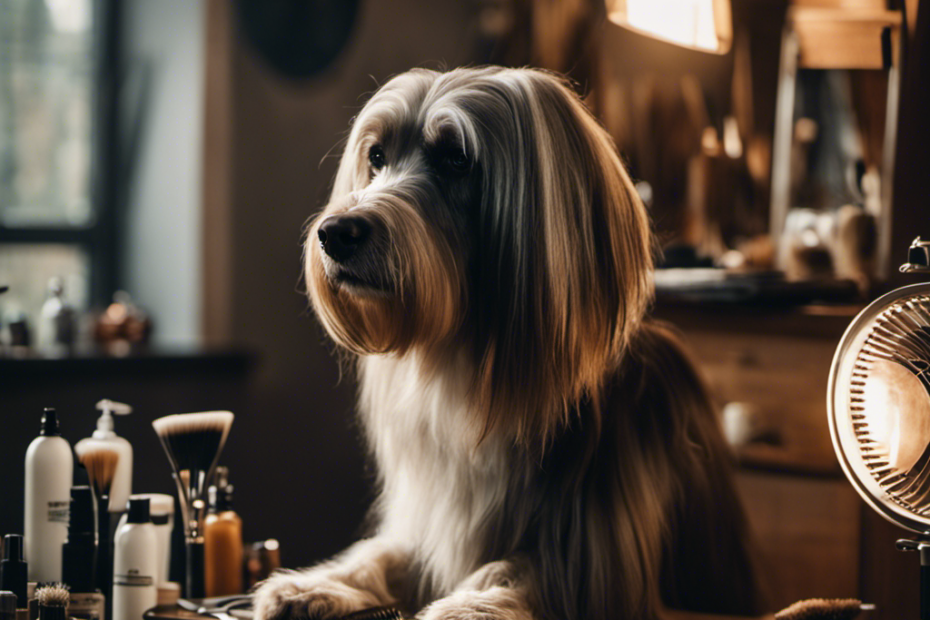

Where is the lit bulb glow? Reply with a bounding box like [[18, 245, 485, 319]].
[[607, 0, 731, 53]]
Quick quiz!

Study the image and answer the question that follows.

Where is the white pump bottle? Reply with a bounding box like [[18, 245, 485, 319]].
[[75, 399, 134, 512], [24, 407, 73, 582]]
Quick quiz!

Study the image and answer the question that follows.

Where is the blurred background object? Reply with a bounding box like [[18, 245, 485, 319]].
[[244, 539, 281, 591], [606, 0, 733, 53], [93, 290, 151, 356]]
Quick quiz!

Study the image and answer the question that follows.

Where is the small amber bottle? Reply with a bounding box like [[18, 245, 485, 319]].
[[204, 468, 244, 596]]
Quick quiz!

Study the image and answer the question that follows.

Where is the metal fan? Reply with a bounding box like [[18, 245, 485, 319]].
[[828, 237, 930, 617]]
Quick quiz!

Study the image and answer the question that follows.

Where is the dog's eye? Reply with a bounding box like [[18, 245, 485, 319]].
[[446, 149, 470, 173], [369, 145, 386, 171]]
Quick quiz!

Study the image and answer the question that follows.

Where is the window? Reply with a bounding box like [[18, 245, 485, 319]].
[[0, 0, 118, 328]]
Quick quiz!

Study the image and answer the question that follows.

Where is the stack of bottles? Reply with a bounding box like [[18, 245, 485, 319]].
[[0, 402, 263, 620]]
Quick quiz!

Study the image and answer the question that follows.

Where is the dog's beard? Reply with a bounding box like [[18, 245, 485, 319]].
[[305, 191, 465, 356]]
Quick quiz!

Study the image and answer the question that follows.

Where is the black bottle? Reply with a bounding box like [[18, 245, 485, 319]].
[[62, 487, 105, 620], [0, 535, 27, 606], [62, 486, 96, 590]]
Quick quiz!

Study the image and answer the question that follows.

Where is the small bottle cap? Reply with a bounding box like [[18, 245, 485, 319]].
[[0, 591, 16, 613], [126, 498, 151, 524], [219, 484, 234, 511], [40, 409, 60, 437], [2, 535, 23, 561], [208, 467, 233, 512]]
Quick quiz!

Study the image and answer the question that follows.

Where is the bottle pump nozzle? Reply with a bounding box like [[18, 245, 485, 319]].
[[94, 399, 132, 436]]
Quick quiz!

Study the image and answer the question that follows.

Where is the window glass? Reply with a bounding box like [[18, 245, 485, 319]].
[[0, 0, 94, 226], [0, 244, 89, 328]]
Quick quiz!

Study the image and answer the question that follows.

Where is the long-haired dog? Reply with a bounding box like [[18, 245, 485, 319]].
[[254, 66, 767, 620]]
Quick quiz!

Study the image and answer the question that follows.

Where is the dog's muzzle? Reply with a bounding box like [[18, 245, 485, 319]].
[[318, 214, 371, 263], [316, 211, 393, 295]]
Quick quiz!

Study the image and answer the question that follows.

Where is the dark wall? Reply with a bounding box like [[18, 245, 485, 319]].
[[223, 0, 481, 568]]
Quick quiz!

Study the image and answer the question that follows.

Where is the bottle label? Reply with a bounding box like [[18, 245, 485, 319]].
[[69, 593, 104, 620], [48, 500, 69, 523], [114, 571, 154, 587]]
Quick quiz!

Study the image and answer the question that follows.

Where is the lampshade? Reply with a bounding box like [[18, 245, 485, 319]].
[[605, 0, 733, 54]]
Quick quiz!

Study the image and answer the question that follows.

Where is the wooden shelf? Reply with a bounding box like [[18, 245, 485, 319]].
[[790, 6, 902, 69]]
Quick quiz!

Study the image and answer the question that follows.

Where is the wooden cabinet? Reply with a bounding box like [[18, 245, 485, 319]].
[[658, 303, 920, 618], [736, 471, 861, 609]]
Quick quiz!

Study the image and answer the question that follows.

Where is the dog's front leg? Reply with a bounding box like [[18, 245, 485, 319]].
[[252, 537, 411, 620], [418, 560, 536, 620]]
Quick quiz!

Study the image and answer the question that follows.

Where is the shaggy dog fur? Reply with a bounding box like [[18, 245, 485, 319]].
[[252, 66, 767, 620]]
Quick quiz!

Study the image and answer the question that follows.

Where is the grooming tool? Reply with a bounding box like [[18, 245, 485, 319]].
[[177, 597, 407, 620], [76, 400, 134, 514], [76, 444, 121, 620], [152, 412, 234, 599], [775, 598, 874, 620], [35, 584, 69, 620], [340, 608, 405, 620], [175, 594, 250, 616], [172, 595, 251, 620], [829, 240, 930, 618]]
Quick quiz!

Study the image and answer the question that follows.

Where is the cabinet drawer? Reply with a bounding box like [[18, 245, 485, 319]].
[[684, 329, 840, 473]]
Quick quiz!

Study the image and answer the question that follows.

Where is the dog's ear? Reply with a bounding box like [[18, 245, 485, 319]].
[[472, 69, 654, 447]]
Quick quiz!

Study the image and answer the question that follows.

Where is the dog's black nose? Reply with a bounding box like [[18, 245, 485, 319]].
[[318, 214, 371, 262]]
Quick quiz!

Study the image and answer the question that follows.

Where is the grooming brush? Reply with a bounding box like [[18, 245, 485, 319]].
[[340, 608, 405, 620], [152, 411, 234, 599], [35, 584, 70, 620], [775, 598, 875, 620], [77, 444, 120, 618]]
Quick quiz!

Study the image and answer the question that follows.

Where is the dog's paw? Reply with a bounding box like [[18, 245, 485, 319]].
[[418, 588, 531, 620], [252, 569, 383, 620]]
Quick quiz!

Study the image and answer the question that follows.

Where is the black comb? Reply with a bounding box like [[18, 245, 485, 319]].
[[339, 608, 405, 620]]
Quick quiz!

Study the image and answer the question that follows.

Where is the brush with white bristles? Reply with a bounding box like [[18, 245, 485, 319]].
[[76, 443, 120, 617], [152, 411, 234, 598], [775, 598, 875, 620], [35, 583, 69, 620]]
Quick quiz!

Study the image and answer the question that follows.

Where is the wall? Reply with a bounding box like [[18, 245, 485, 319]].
[[122, 0, 204, 347]]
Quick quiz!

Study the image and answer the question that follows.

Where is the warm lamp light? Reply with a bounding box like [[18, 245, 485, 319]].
[[606, 0, 733, 54]]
